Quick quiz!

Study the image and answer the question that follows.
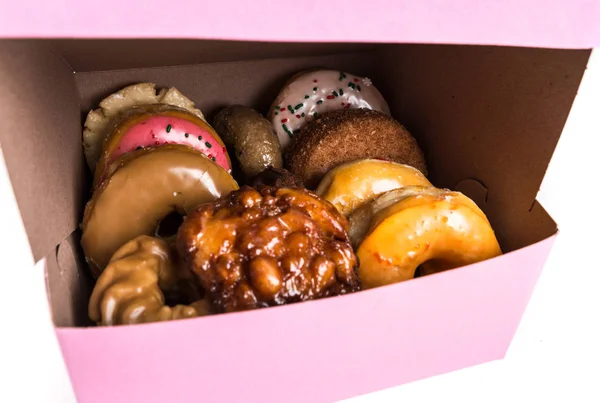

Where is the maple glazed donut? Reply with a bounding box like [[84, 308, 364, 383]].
[[269, 69, 390, 150], [94, 104, 231, 186], [349, 186, 502, 289], [89, 235, 211, 326], [81, 145, 238, 277]]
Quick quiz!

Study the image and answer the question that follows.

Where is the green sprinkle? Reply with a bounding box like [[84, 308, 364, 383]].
[[275, 111, 279, 115], [332, 90, 339, 97], [212, 157, 216, 161], [317, 100, 323, 105], [339, 76, 343, 81], [184, 133, 189, 138], [301, 113, 305, 117], [304, 95, 309, 99], [357, 85, 361, 92], [205, 142, 212, 148], [294, 103, 303, 110], [166, 124, 172, 133], [287, 105, 294, 113], [198, 135, 202, 141], [275, 105, 281, 109], [348, 82, 355, 88], [136, 146, 143, 150], [313, 112, 318, 117], [282, 123, 290, 134], [339, 89, 344, 95], [313, 87, 317, 91], [293, 129, 301, 135]]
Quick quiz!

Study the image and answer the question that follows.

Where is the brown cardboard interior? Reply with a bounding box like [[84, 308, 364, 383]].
[[0, 40, 590, 327]]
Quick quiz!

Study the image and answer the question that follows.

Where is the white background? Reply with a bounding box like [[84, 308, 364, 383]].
[[1, 50, 599, 403]]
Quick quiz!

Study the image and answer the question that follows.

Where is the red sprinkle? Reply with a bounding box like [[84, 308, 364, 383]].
[[208, 154, 213, 159], [296, 114, 301, 118], [154, 141, 160, 145], [313, 79, 318, 83], [344, 104, 351, 109], [280, 107, 285, 112], [281, 118, 288, 123], [354, 78, 359, 82], [326, 95, 335, 100], [222, 146, 227, 153], [341, 102, 345, 105]]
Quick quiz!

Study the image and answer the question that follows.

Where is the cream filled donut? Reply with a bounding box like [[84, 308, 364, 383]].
[[269, 70, 390, 150], [94, 105, 231, 186]]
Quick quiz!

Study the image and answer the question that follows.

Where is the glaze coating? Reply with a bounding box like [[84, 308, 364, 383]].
[[269, 70, 390, 150], [212, 105, 282, 179], [177, 186, 360, 313], [81, 145, 238, 277], [89, 235, 210, 326], [349, 186, 502, 288], [94, 105, 231, 186], [316, 159, 432, 217]]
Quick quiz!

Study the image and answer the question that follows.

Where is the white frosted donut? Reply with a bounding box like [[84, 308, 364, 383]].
[[268, 70, 391, 151]]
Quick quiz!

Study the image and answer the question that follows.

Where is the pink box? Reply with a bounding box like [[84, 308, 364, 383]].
[[1, 2, 598, 402]]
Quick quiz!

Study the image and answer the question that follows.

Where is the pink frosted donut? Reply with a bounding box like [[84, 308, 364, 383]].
[[94, 105, 231, 186], [268, 70, 391, 150]]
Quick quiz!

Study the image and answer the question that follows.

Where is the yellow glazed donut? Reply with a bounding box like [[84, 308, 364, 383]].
[[349, 186, 502, 289], [81, 145, 238, 277], [315, 159, 432, 217]]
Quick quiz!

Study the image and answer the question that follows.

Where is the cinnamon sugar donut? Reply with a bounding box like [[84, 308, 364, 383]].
[[286, 109, 427, 188]]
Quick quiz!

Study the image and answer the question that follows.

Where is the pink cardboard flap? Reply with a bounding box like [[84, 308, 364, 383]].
[[1, 0, 599, 48], [56, 235, 555, 403]]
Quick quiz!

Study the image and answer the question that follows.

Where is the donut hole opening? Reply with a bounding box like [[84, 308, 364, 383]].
[[414, 266, 424, 278], [155, 211, 185, 238], [416, 259, 453, 278]]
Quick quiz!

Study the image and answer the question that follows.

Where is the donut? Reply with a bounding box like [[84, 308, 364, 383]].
[[93, 104, 231, 187], [177, 186, 360, 313], [269, 70, 390, 150], [286, 109, 427, 189], [83, 82, 206, 172], [89, 235, 211, 326], [348, 186, 502, 289], [212, 105, 282, 179], [316, 159, 432, 217], [81, 145, 239, 277]]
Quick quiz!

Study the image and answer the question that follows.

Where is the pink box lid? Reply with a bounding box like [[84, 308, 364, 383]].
[[1, 0, 599, 48]]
